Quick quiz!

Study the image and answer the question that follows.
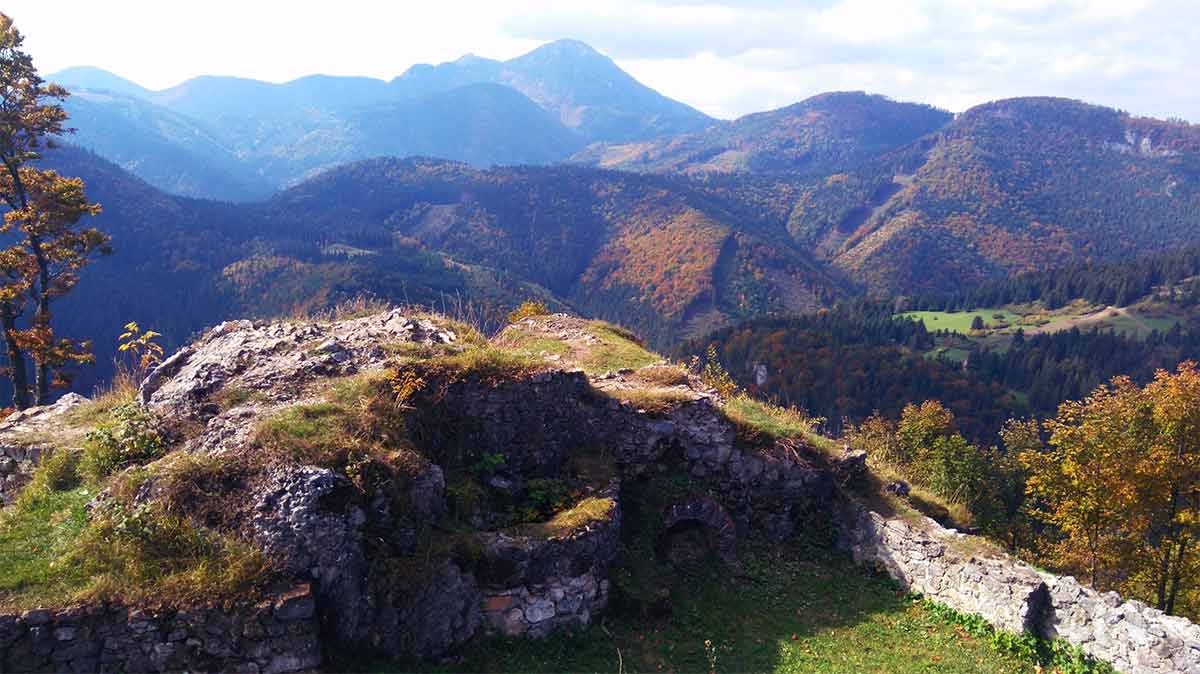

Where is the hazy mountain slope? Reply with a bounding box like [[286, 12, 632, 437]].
[[346, 83, 586, 167], [574, 92, 951, 175], [49, 65, 152, 98], [498, 39, 713, 142], [788, 97, 1200, 295], [391, 40, 713, 143], [48, 40, 711, 196], [61, 90, 270, 200]]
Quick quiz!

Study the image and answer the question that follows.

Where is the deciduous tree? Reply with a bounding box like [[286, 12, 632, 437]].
[[0, 13, 108, 407]]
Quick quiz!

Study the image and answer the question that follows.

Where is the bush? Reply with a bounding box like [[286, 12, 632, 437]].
[[507, 300, 550, 324], [80, 402, 167, 482], [21, 448, 80, 499]]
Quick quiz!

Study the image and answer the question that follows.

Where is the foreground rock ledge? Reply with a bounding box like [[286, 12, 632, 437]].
[[0, 311, 836, 672]]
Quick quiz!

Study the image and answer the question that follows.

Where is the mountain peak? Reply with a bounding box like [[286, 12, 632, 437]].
[[506, 39, 616, 72], [49, 66, 151, 98]]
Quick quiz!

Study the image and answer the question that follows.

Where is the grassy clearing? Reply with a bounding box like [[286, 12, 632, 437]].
[[900, 309, 1021, 334], [411, 540, 1047, 674]]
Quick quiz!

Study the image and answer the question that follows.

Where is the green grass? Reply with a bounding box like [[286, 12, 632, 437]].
[[509, 496, 616, 539], [404, 541, 1044, 674], [0, 486, 93, 608], [899, 309, 1021, 334], [721, 395, 819, 447], [582, 322, 661, 374], [0, 455, 269, 611]]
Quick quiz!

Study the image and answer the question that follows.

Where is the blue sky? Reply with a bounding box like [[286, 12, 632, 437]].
[[8, 0, 1198, 121]]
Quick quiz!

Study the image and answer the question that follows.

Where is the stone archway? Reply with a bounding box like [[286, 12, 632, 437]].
[[657, 497, 739, 568]]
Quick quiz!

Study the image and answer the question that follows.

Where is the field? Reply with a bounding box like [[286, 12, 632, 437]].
[[900, 300, 1187, 348], [395, 541, 1050, 674], [900, 309, 1022, 334]]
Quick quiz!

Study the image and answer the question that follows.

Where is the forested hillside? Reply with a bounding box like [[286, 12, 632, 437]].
[[788, 97, 1200, 295], [41, 147, 847, 393], [685, 280, 1200, 443]]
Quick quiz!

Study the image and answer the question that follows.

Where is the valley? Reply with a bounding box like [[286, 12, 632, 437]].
[[0, 10, 1199, 673]]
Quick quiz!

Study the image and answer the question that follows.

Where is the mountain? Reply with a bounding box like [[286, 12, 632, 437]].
[[61, 90, 271, 200], [47, 40, 712, 198], [786, 97, 1200, 295], [573, 91, 952, 175], [391, 40, 714, 143], [38, 146, 844, 393], [48, 65, 151, 98]]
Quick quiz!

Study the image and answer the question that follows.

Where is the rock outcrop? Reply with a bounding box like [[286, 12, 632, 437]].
[[0, 393, 88, 506], [0, 311, 839, 670]]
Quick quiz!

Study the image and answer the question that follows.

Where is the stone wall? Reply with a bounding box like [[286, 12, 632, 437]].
[[843, 504, 1200, 674], [477, 482, 621, 638], [0, 585, 320, 674]]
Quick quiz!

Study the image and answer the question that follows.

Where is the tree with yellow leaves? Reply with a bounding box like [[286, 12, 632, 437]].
[[0, 12, 109, 407], [1023, 377, 1150, 589], [1143, 362, 1200, 615], [1022, 363, 1200, 615]]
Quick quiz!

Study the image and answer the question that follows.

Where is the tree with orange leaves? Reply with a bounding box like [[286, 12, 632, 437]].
[[0, 12, 109, 408]]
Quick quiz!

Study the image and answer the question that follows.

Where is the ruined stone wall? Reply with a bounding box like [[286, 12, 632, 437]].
[[843, 505, 1200, 674], [0, 585, 320, 674], [477, 482, 621, 638]]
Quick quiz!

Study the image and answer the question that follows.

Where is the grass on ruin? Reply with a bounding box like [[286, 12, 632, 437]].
[[720, 395, 822, 447], [718, 395, 976, 530], [509, 496, 616, 539], [0, 448, 269, 612], [582, 322, 661, 374], [412, 539, 1045, 674], [606, 387, 695, 415]]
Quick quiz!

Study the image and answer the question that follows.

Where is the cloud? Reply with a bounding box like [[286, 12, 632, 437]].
[[503, 0, 1200, 121], [4, 0, 1196, 123]]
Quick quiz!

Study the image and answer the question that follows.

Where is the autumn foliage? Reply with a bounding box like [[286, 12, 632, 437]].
[[0, 13, 109, 407]]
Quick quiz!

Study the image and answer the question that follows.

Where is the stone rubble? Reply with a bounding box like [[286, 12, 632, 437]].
[[0, 393, 88, 506]]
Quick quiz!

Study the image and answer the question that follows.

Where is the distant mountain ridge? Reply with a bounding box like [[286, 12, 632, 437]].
[[49, 40, 714, 199], [572, 92, 952, 176]]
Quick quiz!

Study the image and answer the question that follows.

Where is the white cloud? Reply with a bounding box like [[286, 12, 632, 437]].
[[1, 0, 1196, 122]]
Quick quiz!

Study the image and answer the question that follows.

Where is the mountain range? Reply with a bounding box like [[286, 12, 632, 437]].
[[36, 39, 1200, 393], [50, 39, 714, 199]]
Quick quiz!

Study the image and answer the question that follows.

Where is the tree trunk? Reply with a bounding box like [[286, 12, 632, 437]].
[[1, 302, 29, 410], [31, 236, 51, 406], [1167, 537, 1190, 615], [1156, 485, 1181, 611]]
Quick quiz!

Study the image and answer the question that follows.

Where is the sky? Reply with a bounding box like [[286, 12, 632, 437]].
[[6, 0, 1198, 121]]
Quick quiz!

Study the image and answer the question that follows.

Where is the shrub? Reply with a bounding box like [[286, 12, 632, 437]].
[[20, 448, 80, 499], [80, 402, 167, 482], [507, 300, 550, 324], [695, 345, 738, 399]]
